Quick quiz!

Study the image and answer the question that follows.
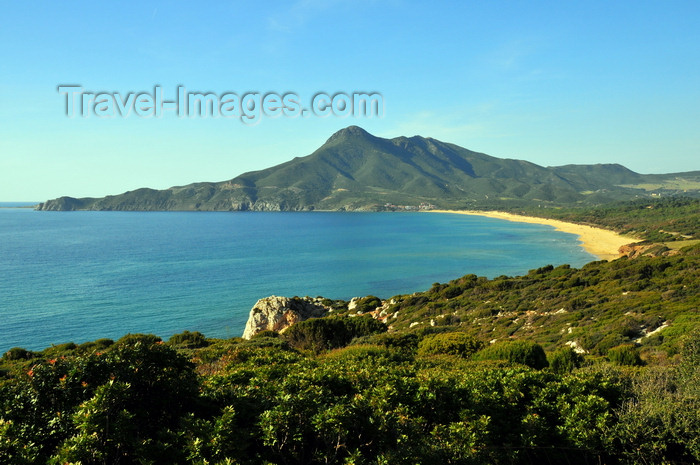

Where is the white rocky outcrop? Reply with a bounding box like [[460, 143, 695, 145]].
[[242, 296, 328, 339], [565, 340, 587, 354], [348, 297, 360, 311]]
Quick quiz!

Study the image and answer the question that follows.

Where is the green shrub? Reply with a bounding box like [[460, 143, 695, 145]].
[[48, 342, 198, 464], [282, 318, 348, 353], [251, 330, 280, 339], [238, 337, 292, 351], [474, 340, 549, 369], [345, 315, 387, 338], [611, 366, 700, 463], [678, 328, 700, 397], [168, 330, 209, 348], [417, 332, 483, 359], [680, 328, 700, 367], [352, 332, 419, 358], [325, 344, 396, 362], [114, 333, 162, 347], [3, 347, 34, 361], [41, 342, 78, 358], [95, 338, 114, 346], [76, 338, 114, 354], [441, 284, 463, 299], [283, 316, 387, 353], [607, 344, 643, 366], [548, 347, 584, 374], [353, 296, 382, 313], [618, 317, 643, 339], [596, 333, 628, 355], [578, 332, 605, 352]]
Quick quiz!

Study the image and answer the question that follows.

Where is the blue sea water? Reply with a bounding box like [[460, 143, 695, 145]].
[[0, 209, 595, 352]]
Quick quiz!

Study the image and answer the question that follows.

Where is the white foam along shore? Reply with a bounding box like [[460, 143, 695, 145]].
[[429, 210, 638, 261]]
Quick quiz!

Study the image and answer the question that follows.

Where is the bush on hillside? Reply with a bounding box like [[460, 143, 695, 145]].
[[168, 330, 209, 348], [283, 316, 386, 353], [474, 340, 549, 369], [608, 344, 643, 366], [417, 332, 483, 358], [548, 346, 584, 374]]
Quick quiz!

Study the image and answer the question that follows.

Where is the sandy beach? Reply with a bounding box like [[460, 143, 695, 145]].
[[430, 210, 639, 261]]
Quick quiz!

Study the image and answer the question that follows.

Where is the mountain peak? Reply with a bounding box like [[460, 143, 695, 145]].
[[325, 125, 374, 144]]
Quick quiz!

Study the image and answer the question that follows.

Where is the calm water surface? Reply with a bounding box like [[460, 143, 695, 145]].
[[0, 209, 595, 352]]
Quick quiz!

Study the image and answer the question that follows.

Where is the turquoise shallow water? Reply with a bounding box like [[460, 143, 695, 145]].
[[0, 209, 595, 352]]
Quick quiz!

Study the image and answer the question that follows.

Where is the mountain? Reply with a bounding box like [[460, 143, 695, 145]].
[[37, 126, 700, 211]]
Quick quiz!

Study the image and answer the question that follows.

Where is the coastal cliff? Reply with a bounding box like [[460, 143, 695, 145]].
[[36, 195, 316, 212], [242, 296, 329, 339], [618, 242, 677, 258]]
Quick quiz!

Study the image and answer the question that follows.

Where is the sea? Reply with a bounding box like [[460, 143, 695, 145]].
[[0, 204, 596, 353]]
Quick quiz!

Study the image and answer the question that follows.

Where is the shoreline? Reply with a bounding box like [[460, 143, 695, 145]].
[[429, 210, 638, 261]]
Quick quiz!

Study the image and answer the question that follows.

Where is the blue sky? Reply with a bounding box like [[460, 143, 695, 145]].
[[1, 1, 699, 201]]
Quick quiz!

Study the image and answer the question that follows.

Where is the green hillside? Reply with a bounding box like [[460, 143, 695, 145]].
[[370, 243, 700, 360], [36, 126, 700, 212]]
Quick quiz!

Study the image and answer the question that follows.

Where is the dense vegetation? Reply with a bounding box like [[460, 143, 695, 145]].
[[375, 243, 699, 362], [515, 197, 700, 242], [1, 323, 698, 464]]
